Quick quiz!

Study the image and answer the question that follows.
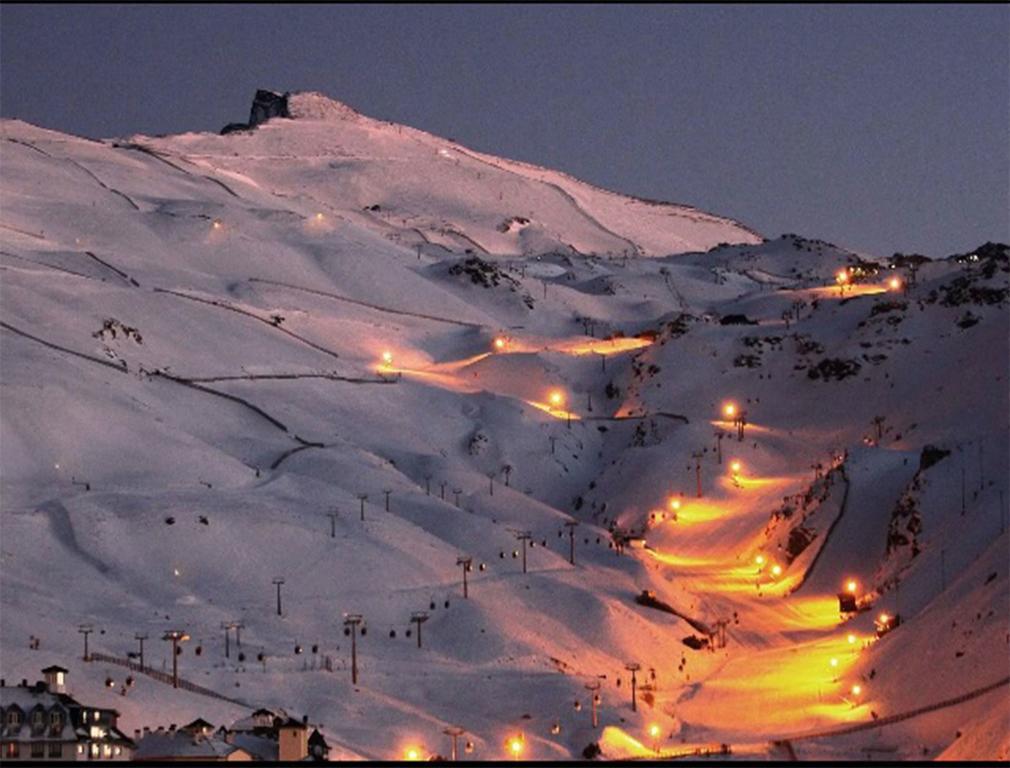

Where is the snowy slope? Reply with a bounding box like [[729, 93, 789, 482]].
[[1, 93, 1007, 761]]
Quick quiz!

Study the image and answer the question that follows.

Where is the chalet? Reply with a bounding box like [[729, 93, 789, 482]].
[[133, 720, 252, 762], [0, 666, 134, 761], [138, 710, 331, 762]]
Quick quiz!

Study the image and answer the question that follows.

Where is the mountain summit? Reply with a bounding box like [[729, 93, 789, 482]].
[[146, 88, 764, 258]]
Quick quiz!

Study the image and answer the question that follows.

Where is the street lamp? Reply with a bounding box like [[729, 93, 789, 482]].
[[649, 724, 661, 754], [494, 336, 507, 351], [888, 276, 902, 291], [625, 661, 641, 712], [564, 520, 579, 565], [507, 735, 524, 760], [410, 611, 430, 648], [343, 614, 364, 685], [515, 531, 532, 574], [404, 746, 423, 761], [162, 630, 190, 688], [457, 556, 472, 598], [381, 350, 394, 366], [582, 680, 602, 728], [443, 727, 465, 761]]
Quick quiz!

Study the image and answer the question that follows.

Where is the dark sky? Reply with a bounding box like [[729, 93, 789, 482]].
[[2, 4, 1007, 258]]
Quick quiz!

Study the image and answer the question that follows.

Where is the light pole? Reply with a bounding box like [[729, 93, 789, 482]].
[[327, 509, 339, 538], [585, 680, 601, 728], [410, 611, 429, 648], [343, 614, 364, 685], [457, 556, 473, 598], [693, 451, 704, 498], [383, 489, 392, 512], [488, 472, 495, 496], [625, 662, 641, 712], [357, 494, 368, 521], [564, 520, 579, 565], [440, 482, 447, 501], [134, 632, 147, 670], [443, 726, 465, 761], [453, 488, 462, 508], [162, 630, 189, 688], [221, 622, 233, 658], [714, 431, 725, 464], [78, 624, 93, 662], [516, 531, 532, 574], [424, 475, 432, 495], [273, 578, 285, 617]]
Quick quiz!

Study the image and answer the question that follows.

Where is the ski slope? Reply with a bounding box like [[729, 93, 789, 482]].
[[1, 91, 1007, 761]]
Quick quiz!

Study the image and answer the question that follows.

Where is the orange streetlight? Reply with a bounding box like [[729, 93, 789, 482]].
[[212, 219, 223, 230], [845, 579, 858, 594], [507, 735, 524, 760], [668, 497, 681, 512], [836, 269, 849, 284], [549, 390, 565, 408], [888, 276, 902, 291], [723, 402, 737, 419], [829, 657, 839, 668], [771, 564, 782, 578], [648, 724, 661, 754], [851, 683, 862, 697], [381, 350, 394, 366], [404, 747, 423, 761], [494, 336, 507, 351], [847, 633, 858, 645], [754, 554, 766, 568], [315, 212, 325, 222]]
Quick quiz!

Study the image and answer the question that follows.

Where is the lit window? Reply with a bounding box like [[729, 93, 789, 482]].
[[114, 746, 121, 756], [104, 743, 112, 756]]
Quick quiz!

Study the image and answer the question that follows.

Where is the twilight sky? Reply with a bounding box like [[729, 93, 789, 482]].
[[2, 4, 1007, 258]]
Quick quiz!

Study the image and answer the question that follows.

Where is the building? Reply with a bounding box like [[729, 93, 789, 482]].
[[0, 666, 134, 761], [133, 720, 252, 762], [137, 710, 330, 762]]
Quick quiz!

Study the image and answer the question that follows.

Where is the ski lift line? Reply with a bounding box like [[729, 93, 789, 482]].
[[0, 250, 102, 282], [0, 321, 128, 373], [153, 287, 342, 361], [249, 277, 485, 329]]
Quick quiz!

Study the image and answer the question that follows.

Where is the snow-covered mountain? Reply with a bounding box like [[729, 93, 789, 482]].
[[1, 90, 1007, 761]]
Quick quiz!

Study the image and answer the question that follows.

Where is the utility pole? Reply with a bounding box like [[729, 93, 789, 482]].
[[443, 726, 465, 762], [272, 578, 285, 617], [410, 611, 429, 648], [162, 630, 189, 688], [693, 451, 704, 498], [550, 436, 557, 455], [457, 556, 472, 598], [134, 632, 147, 670], [714, 431, 725, 464], [564, 520, 579, 565], [383, 489, 392, 512], [424, 475, 432, 495], [343, 614, 364, 685], [78, 624, 93, 662], [440, 482, 447, 501], [599, 352, 606, 372], [327, 509, 339, 538], [488, 472, 495, 496], [516, 531, 532, 574], [234, 622, 244, 648], [737, 410, 748, 441], [221, 622, 233, 658], [453, 488, 462, 508], [625, 662, 641, 712], [357, 493, 368, 521], [585, 680, 601, 728]]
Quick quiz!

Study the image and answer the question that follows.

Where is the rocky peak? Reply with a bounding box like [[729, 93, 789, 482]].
[[221, 90, 361, 135]]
